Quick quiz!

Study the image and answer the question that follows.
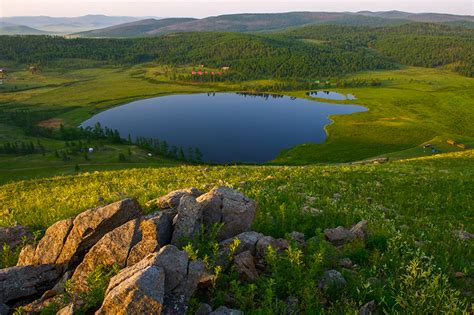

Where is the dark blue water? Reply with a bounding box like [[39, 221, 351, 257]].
[[307, 91, 356, 100], [81, 93, 367, 163]]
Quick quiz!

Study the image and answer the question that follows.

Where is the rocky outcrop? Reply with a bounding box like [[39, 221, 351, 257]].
[[17, 198, 142, 267], [98, 246, 209, 314], [171, 195, 203, 247], [0, 264, 63, 304], [71, 218, 142, 292], [97, 264, 165, 314], [0, 225, 32, 251], [198, 187, 257, 241]]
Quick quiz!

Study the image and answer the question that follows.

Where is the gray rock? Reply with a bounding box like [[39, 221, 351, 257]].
[[198, 187, 257, 241], [217, 231, 264, 266], [339, 258, 353, 269], [97, 265, 165, 315], [210, 306, 244, 315], [57, 198, 142, 266], [256, 236, 289, 258], [195, 303, 213, 315], [19, 218, 73, 266], [171, 195, 203, 247], [148, 187, 203, 210], [319, 270, 347, 291], [0, 225, 32, 251], [234, 250, 258, 282], [359, 300, 376, 315], [288, 231, 305, 245], [71, 218, 142, 292], [143, 212, 173, 246], [0, 264, 63, 304], [324, 226, 355, 246], [350, 220, 368, 240]]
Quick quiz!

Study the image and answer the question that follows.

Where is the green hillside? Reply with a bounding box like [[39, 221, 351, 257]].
[[1, 150, 472, 312]]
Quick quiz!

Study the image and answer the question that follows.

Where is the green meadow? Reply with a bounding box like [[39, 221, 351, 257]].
[[1, 151, 472, 312], [1, 64, 473, 184]]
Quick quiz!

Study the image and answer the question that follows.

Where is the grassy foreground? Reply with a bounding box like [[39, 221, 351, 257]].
[[1, 150, 472, 313]]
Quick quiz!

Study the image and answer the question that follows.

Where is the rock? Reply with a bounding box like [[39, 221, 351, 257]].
[[198, 187, 257, 240], [57, 303, 74, 315], [142, 212, 173, 246], [256, 236, 289, 258], [324, 226, 354, 246], [453, 230, 474, 241], [97, 265, 165, 315], [53, 271, 71, 293], [18, 199, 142, 268], [0, 225, 32, 250], [16, 244, 36, 266], [234, 250, 258, 282], [71, 218, 142, 292], [340, 258, 353, 269], [20, 218, 74, 266], [288, 231, 305, 245], [359, 300, 376, 315], [219, 231, 264, 257], [210, 306, 244, 315], [0, 264, 63, 304], [148, 187, 203, 210], [171, 195, 203, 247], [319, 270, 347, 291], [195, 303, 213, 315], [57, 198, 142, 266], [127, 239, 159, 267], [350, 220, 368, 240], [0, 303, 9, 315]]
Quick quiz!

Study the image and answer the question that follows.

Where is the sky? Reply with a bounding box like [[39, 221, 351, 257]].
[[1, 0, 473, 17]]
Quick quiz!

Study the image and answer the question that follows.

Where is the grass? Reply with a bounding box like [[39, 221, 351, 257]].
[[0, 150, 472, 312]]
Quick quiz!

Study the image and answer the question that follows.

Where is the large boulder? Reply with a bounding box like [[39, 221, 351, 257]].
[[17, 198, 142, 267], [97, 265, 165, 315], [0, 225, 32, 251], [197, 187, 257, 241], [98, 246, 209, 314], [0, 264, 63, 305], [71, 218, 142, 292], [171, 195, 203, 247]]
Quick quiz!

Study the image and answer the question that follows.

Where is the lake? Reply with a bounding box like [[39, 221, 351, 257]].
[[81, 93, 367, 163], [307, 91, 356, 100]]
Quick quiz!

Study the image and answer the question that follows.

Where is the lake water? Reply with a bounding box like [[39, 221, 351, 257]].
[[81, 93, 367, 163], [307, 91, 356, 100]]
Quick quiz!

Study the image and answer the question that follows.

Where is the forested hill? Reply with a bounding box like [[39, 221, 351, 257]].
[[0, 33, 396, 79], [281, 23, 474, 77]]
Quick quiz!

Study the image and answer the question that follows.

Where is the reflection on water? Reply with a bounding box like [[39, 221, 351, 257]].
[[81, 93, 367, 163]]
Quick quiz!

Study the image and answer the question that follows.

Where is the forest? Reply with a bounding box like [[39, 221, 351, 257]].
[[282, 23, 474, 77]]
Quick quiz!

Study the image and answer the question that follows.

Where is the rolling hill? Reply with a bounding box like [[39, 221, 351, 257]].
[[74, 11, 474, 38], [0, 23, 48, 35]]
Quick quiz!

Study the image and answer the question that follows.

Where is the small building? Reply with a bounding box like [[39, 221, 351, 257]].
[[457, 143, 466, 149], [147, 153, 153, 157], [447, 139, 456, 145], [423, 143, 433, 149], [88, 148, 94, 153], [29, 66, 38, 74], [221, 66, 230, 71]]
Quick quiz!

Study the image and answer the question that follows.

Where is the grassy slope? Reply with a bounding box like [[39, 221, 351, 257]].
[[275, 67, 474, 163], [1, 150, 472, 310]]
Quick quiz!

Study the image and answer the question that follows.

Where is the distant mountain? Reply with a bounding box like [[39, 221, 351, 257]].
[[0, 22, 48, 35], [0, 15, 149, 34], [358, 11, 474, 23], [75, 11, 474, 38], [76, 18, 197, 37]]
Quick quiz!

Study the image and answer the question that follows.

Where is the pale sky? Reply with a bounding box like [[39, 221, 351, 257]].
[[1, 0, 473, 18]]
